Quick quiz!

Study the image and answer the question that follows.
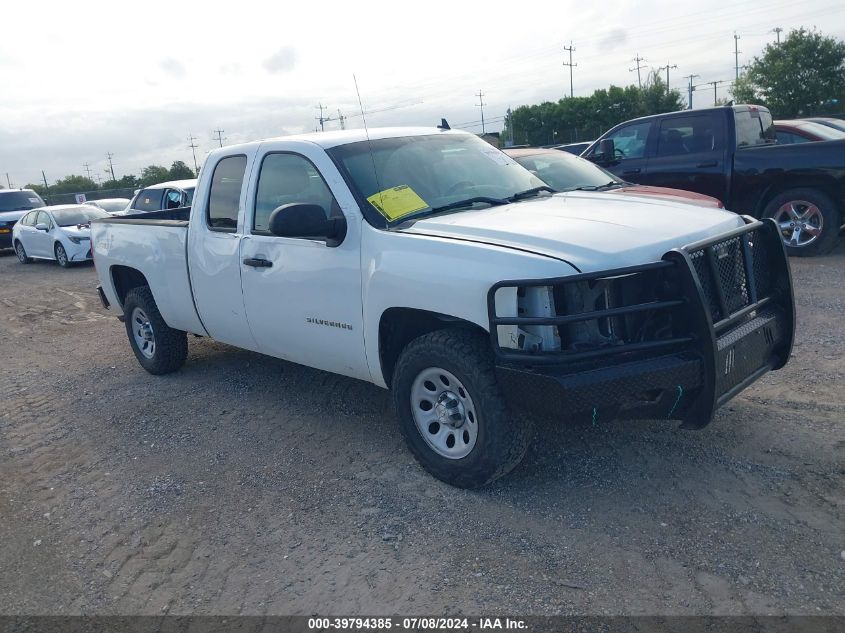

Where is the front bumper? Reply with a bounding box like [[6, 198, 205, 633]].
[[487, 218, 795, 428], [65, 240, 93, 262]]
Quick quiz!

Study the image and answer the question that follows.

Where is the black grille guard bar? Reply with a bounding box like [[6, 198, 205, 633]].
[[486, 217, 796, 427]]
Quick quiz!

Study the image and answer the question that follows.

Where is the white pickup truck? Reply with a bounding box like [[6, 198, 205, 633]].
[[92, 127, 795, 487]]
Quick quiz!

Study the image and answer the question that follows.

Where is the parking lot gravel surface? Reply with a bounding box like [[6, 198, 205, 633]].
[[0, 244, 842, 616]]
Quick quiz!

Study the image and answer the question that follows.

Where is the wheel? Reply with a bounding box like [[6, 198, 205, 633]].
[[14, 241, 32, 264], [391, 328, 532, 488], [123, 286, 188, 375], [763, 188, 841, 256], [54, 242, 71, 268]]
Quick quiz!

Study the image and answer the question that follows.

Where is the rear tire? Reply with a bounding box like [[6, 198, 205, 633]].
[[54, 242, 71, 268], [392, 328, 532, 488], [123, 286, 187, 375], [14, 241, 32, 264], [763, 188, 841, 257]]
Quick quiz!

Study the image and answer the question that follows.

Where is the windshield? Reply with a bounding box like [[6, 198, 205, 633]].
[[184, 187, 195, 205], [328, 134, 545, 225], [0, 190, 45, 212], [52, 207, 111, 226], [90, 199, 129, 212], [510, 152, 620, 191], [795, 121, 845, 140]]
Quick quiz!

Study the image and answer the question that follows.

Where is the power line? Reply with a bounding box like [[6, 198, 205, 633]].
[[213, 129, 226, 148], [475, 90, 487, 134], [629, 54, 647, 89], [316, 103, 329, 132], [683, 74, 700, 109], [562, 42, 576, 98], [696, 79, 731, 106], [658, 62, 678, 95], [772, 26, 783, 44], [187, 134, 200, 173], [733, 33, 745, 81], [105, 153, 116, 182], [83, 163, 93, 181]]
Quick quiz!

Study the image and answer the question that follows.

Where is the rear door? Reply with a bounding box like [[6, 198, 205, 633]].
[[238, 144, 369, 380], [641, 111, 728, 202]]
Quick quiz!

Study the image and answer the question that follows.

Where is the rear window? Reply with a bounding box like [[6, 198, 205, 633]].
[[735, 108, 775, 147], [134, 189, 164, 212], [0, 190, 45, 212], [207, 156, 247, 231]]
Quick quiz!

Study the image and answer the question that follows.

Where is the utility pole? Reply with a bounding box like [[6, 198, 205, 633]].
[[41, 171, 50, 201], [213, 129, 226, 147], [337, 109, 346, 130], [187, 133, 200, 173], [629, 54, 647, 89], [658, 62, 678, 95], [106, 153, 116, 182], [83, 163, 93, 181], [316, 103, 328, 132], [562, 42, 576, 98], [701, 80, 729, 106], [734, 33, 743, 81], [475, 90, 487, 134], [683, 74, 700, 109], [773, 27, 783, 44], [5, 173, 12, 188]]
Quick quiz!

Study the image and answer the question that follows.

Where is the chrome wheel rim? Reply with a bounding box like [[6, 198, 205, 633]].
[[410, 367, 478, 459], [15, 243, 26, 262], [56, 244, 68, 265], [131, 307, 156, 359], [774, 200, 823, 248]]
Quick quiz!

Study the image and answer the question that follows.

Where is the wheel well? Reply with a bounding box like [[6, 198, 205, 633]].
[[110, 266, 150, 307], [757, 179, 843, 216], [378, 308, 485, 387]]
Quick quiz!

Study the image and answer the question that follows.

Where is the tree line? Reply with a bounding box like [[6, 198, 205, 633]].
[[23, 161, 196, 197]]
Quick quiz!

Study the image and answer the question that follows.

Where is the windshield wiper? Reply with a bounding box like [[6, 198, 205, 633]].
[[507, 185, 556, 201], [570, 181, 621, 191], [429, 196, 509, 214]]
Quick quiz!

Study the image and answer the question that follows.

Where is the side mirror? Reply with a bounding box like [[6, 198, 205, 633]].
[[268, 203, 347, 247], [35, 223, 49, 232], [592, 138, 616, 165]]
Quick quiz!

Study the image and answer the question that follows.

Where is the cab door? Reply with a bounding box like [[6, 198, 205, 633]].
[[587, 119, 654, 183], [238, 144, 369, 381]]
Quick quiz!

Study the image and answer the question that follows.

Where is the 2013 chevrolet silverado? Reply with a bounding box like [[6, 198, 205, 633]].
[[91, 127, 795, 487]]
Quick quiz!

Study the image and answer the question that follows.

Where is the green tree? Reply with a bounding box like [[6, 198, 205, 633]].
[[101, 175, 140, 190], [731, 28, 845, 117], [168, 160, 195, 180], [139, 165, 170, 187], [47, 175, 98, 195]]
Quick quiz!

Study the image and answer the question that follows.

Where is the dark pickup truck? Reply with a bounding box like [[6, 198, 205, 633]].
[[583, 105, 845, 256]]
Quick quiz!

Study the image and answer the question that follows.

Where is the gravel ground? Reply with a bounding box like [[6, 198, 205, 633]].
[[0, 243, 842, 617]]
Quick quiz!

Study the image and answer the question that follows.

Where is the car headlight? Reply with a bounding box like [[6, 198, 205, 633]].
[[68, 236, 90, 244]]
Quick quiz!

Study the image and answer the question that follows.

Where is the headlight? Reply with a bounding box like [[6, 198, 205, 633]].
[[68, 236, 90, 244]]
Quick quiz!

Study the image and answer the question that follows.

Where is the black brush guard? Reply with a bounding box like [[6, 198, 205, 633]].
[[486, 218, 795, 428]]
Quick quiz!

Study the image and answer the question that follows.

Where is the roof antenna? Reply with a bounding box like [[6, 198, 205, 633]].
[[354, 74, 384, 211], [438, 118, 451, 130]]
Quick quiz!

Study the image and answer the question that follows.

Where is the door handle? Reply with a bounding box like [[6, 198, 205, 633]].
[[622, 168, 641, 175], [696, 161, 718, 168], [243, 257, 273, 268]]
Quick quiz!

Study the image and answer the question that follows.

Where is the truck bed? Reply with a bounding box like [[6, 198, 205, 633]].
[[92, 208, 206, 335]]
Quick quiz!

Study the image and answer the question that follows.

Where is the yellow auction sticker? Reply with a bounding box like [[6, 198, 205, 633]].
[[367, 185, 429, 221]]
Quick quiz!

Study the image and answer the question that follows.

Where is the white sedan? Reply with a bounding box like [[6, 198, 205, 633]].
[[12, 205, 111, 267]]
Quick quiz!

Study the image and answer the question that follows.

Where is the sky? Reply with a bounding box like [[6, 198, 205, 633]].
[[1, 0, 843, 188]]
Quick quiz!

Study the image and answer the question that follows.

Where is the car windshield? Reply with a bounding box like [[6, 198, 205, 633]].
[[184, 187, 195, 205], [510, 152, 621, 191], [328, 134, 545, 225], [0, 190, 45, 212], [90, 199, 129, 212], [52, 207, 111, 226], [796, 121, 845, 140]]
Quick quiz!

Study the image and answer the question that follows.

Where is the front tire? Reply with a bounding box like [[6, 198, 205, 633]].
[[392, 329, 532, 488], [763, 188, 841, 257], [54, 242, 71, 268], [123, 286, 187, 375], [14, 241, 32, 264]]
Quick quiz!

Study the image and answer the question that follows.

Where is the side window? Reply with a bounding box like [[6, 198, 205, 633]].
[[21, 212, 36, 226], [134, 189, 164, 212], [776, 131, 808, 145], [657, 115, 724, 157], [164, 189, 182, 209], [607, 121, 651, 160], [207, 155, 247, 231], [36, 211, 52, 228], [253, 153, 342, 234]]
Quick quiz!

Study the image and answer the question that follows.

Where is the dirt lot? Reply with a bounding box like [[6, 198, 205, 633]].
[[0, 244, 843, 617]]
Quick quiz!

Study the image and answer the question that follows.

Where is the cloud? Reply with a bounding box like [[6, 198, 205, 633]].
[[596, 28, 628, 53], [159, 58, 187, 78], [263, 47, 297, 74]]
